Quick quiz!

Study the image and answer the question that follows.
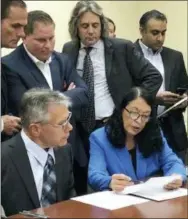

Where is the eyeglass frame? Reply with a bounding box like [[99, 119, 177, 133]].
[[34, 111, 72, 130], [124, 108, 151, 123]]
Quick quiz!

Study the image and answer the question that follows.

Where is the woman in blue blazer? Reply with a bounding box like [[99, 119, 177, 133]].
[[88, 87, 186, 192]]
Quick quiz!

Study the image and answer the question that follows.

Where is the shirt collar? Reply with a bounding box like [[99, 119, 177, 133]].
[[21, 129, 55, 167], [139, 39, 163, 55], [23, 44, 52, 65], [80, 39, 103, 50]]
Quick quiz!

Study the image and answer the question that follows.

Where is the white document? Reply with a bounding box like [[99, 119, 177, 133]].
[[71, 191, 149, 210], [120, 176, 181, 195], [130, 176, 187, 201], [132, 187, 187, 202], [120, 183, 146, 195], [119, 176, 187, 201], [144, 175, 182, 187]]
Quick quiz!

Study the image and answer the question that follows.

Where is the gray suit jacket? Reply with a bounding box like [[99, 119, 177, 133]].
[[1, 134, 76, 216], [62, 37, 163, 107]]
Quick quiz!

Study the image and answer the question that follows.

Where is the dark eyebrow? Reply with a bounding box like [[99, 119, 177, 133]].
[[12, 23, 23, 28], [80, 22, 100, 25], [151, 29, 167, 33], [129, 107, 151, 114]]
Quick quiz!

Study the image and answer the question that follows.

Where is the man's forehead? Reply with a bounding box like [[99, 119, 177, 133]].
[[147, 18, 167, 28], [79, 12, 100, 22], [8, 6, 26, 18]]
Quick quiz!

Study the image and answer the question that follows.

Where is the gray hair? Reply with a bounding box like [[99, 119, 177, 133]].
[[68, 0, 109, 41], [20, 88, 71, 129]]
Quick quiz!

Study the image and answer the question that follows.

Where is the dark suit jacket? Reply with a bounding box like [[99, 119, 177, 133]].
[[1, 44, 89, 166], [62, 37, 162, 107], [134, 39, 188, 151], [1, 133, 76, 216], [1, 44, 88, 116], [1, 64, 11, 142], [1, 64, 8, 116]]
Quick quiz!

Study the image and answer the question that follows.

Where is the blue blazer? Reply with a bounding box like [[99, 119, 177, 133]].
[[2, 44, 88, 116], [88, 127, 186, 191]]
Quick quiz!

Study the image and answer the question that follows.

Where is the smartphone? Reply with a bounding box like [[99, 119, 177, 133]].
[[176, 87, 187, 95]]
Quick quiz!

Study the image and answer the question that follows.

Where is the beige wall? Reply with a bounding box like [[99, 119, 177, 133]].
[[1, 1, 187, 127], [2, 1, 187, 62], [136, 1, 187, 67]]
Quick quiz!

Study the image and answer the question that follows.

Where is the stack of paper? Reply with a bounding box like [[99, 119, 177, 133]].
[[121, 176, 187, 201], [71, 191, 149, 210]]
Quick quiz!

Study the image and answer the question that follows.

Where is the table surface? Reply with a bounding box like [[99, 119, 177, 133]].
[[9, 194, 187, 218]]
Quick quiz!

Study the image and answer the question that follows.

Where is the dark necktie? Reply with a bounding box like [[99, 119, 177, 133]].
[[81, 47, 96, 133], [41, 154, 57, 207]]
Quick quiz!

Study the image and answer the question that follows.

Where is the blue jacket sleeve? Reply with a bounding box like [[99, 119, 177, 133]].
[[88, 132, 112, 191], [159, 134, 186, 181]]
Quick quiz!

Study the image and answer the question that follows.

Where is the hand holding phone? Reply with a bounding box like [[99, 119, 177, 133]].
[[156, 91, 181, 106], [176, 87, 187, 95]]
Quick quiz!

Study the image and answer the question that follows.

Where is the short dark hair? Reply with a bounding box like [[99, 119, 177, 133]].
[[105, 87, 163, 158], [24, 10, 55, 35], [1, 0, 26, 20], [139, 10, 167, 29], [106, 17, 116, 32]]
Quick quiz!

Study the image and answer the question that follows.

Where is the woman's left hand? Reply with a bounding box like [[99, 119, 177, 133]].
[[164, 175, 183, 190]]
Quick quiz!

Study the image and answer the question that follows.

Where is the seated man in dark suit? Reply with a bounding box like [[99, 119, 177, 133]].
[[1, 88, 76, 216], [2, 10, 88, 116], [134, 10, 188, 163], [62, 0, 162, 195]]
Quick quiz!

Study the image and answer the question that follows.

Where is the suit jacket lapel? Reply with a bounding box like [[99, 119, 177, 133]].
[[49, 54, 62, 90], [104, 38, 113, 78], [20, 45, 50, 88], [1, 64, 8, 114], [161, 49, 171, 90], [134, 39, 144, 55], [114, 147, 137, 180], [69, 41, 79, 67], [136, 149, 147, 180], [135, 40, 171, 90], [54, 148, 64, 201], [9, 134, 40, 208]]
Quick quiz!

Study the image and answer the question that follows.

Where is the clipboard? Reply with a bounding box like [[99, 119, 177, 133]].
[[157, 96, 188, 118]]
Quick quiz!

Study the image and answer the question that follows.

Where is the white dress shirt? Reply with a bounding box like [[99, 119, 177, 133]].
[[1, 117, 4, 132], [21, 130, 55, 205], [139, 40, 165, 114], [23, 44, 53, 89], [76, 39, 115, 120]]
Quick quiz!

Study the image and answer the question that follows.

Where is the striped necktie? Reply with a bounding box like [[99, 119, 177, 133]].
[[41, 154, 57, 207]]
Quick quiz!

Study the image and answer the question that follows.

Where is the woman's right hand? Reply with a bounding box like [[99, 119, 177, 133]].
[[109, 174, 134, 192]]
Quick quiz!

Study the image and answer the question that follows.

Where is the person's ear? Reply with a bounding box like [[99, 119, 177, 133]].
[[29, 123, 41, 138], [140, 26, 147, 35]]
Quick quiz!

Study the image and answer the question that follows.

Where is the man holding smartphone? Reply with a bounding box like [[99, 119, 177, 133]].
[[135, 10, 188, 163]]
